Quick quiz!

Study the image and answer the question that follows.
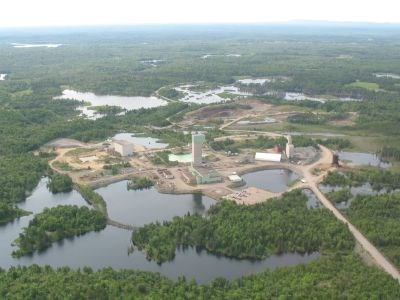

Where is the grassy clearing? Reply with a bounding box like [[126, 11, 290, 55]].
[[65, 147, 93, 157], [347, 81, 380, 90]]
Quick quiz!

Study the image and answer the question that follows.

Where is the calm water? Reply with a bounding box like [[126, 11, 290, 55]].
[[302, 189, 323, 209], [283, 131, 346, 137], [339, 151, 391, 168], [96, 181, 216, 226], [112, 133, 168, 149], [374, 73, 400, 79], [168, 153, 192, 163], [0, 178, 90, 267], [55, 89, 167, 118], [320, 182, 389, 209], [201, 54, 241, 59], [241, 169, 299, 193], [237, 78, 270, 85], [11, 43, 63, 48], [0, 178, 320, 283]]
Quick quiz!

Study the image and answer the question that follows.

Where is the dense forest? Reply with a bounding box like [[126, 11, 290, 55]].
[[0, 154, 48, 224], [1, 25, 400, 295], [132, 190, 354, 263], [1, 254, 400, 299], [12, 205, 107, 257], [343, 193, 400, 269]]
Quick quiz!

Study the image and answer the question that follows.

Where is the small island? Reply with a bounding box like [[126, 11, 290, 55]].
[[12, 205, 107, 257]]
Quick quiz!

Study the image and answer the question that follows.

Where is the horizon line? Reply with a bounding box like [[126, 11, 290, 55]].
[[1, 20, 400, 30]]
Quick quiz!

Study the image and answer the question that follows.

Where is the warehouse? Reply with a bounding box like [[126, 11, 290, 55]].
[[254, 152, 282, 162]]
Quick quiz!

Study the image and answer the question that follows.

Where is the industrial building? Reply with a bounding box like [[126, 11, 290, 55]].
[[111, 139, 134, 156], [286, 135, 294, 159], [189, 165, 223, 184], [188, 132, 222, 184], [192, 133, 205, 166], [255, 152, 282, 162]]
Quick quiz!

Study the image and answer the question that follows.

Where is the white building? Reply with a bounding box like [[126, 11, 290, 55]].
[[286, 135, 294, 159], [112, 139, 134, 156], [228, 174, 242, 182], [192, 133, 205, 166], [255, 152, 282, 162]]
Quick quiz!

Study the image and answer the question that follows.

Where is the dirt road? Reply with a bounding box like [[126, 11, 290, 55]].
[[300, 145, 400, 281]]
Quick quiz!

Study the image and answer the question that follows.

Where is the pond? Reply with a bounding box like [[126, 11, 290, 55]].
[[338, 151, 391, 168], [284, 92, 360, 103], [201, 54, 241, 59], [0, 178, 320, 283], [283, 131, 346, 137], [54, 89, 167, 118], [11, 43, 63, 48], [175, 85, 250, 104], [112, 133, 169, 149], [240, 169, 299, 193], [302, 189, 324, 209], [168, 153, 192, 163], [140, 59, 164, 67], [237, 78, 270, 85], [319, 182, 389, 209], [374, 73, 400, 79]]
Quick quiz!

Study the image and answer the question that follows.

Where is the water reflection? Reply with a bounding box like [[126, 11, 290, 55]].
[[241, 169, 299, 193]]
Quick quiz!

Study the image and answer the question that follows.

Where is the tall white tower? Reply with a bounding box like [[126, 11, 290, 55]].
[[286, 135, 294, 159], [192, 133, 205, 166]]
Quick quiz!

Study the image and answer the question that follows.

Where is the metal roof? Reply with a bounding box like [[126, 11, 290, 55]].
[[254, 152, 282, 162]]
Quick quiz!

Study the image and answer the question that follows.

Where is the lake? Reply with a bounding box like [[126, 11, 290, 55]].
[[0, 177, 320, 283], [96, 180, 216, 226], [55, 89, 167, 118], [241, 169, 299, 193]]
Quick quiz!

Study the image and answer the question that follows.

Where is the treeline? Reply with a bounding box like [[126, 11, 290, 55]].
[[0, 154, 48, 224], [12, 205, 107, 257], [1, 254, 400, 298], [210, 135, 318, 153], [322, 169, 400, 191], [47, 174, 73, 193], [379, 146, 400, 161], [132, 190, 354, 263], [316, 138, 351, 150], [344, 193, 400, 269], [0, 203, 29, 225], [210, 136, 287, 153], [288, 113, 327, 125]]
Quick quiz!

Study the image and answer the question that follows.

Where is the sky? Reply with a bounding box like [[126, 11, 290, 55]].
[[0, 0, 399, 28]]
